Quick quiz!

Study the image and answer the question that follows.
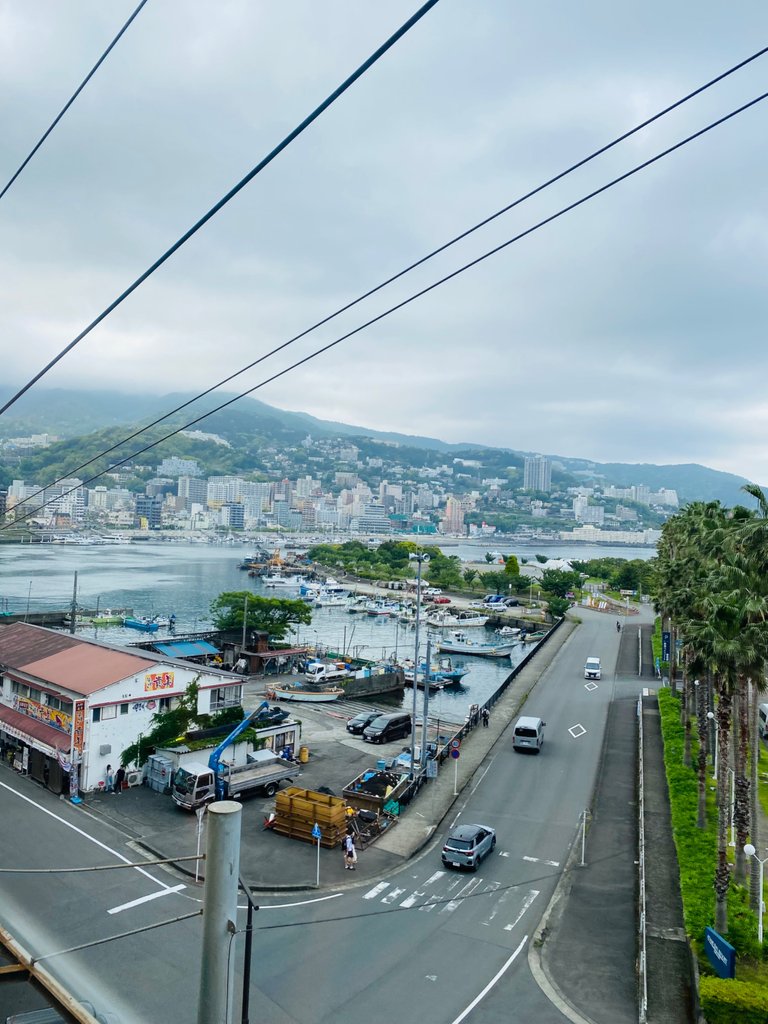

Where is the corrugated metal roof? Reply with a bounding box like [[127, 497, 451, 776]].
[[0, 622, 157, 695], [0, 621, 79, 664], [153, 640, 220, 658]]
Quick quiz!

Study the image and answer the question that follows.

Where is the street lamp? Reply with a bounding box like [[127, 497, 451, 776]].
[[744, 844, 767, 943], [408, 551, 429, 780]]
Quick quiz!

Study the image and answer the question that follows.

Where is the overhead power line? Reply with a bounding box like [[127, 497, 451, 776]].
[[0, 0, 151, 203], [5, 87, 767, 532], [8, 44, 768, 522], [0, 0, 441, 418]]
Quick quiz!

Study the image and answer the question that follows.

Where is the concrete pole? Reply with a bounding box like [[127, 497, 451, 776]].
[[69, 571, 78, 635], [198, 801, 243, 1024], [421, 639, 432, 774], [409, 555, 425, 780]]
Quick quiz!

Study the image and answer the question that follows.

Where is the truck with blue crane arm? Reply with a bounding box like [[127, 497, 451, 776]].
[[171, 701, 298, 810]]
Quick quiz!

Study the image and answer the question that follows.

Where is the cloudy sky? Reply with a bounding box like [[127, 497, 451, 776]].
[[1, 1, 767, 480]]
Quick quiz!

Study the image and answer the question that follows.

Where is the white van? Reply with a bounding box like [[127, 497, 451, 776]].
[[759, 703, 768, 740], [584, 657, 601, 680], [512, 716, 546, 754]]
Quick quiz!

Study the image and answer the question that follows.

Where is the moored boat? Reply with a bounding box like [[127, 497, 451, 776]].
[[269, 684, 344, 702], [425, 610, 489, 629], [123, 617, 160, 633], [436, 630, 515, 658]]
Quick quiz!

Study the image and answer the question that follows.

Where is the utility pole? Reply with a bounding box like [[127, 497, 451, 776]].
[[241, 593, 248, 651], [69, 571, 78, 635], [421, 638, 432, 777], [408, 552, 429, 780], [198, 801, 242, 1024]]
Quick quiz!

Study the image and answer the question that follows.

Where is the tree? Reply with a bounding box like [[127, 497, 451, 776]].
[[210, 591, 311, 641], [540, 569, 580, 598], [503, 554, 520, 577], [547, 595, 570, 619]]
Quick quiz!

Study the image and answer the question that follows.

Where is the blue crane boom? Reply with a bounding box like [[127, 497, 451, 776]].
[[207, 700, 270, 799]]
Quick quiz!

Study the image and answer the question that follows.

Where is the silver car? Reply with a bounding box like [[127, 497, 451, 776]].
[[441, 823, 496, 871]]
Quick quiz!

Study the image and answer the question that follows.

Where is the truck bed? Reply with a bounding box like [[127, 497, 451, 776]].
[[223, 758, 296, 796]]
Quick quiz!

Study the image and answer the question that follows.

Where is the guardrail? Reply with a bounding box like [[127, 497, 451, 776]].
[[637, 694, 648, 1023]]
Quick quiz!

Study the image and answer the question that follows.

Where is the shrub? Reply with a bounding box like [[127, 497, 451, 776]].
[[700, 976, 768, 1024]]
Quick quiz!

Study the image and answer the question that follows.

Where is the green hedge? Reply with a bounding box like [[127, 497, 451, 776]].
[[700, 977, 768, 1024]]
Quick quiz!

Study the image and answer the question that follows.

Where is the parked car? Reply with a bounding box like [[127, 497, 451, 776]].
[[441, 823, 496, 870], [346, 710, 383, 736], [503, 597, 519, 606], [432, 596, 452, 605], [363, 712, 412, 744]]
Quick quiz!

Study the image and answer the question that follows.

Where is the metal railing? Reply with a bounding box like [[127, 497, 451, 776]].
[[637, 694, 648, 1023]]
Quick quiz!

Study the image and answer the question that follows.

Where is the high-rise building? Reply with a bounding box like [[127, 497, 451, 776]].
[[523, 455, 552, 493]]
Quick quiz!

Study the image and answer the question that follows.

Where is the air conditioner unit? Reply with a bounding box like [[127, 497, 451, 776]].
[[126, 769, 142, 788]]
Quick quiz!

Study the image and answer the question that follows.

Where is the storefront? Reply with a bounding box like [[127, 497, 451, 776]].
[[0, 704, 72, 793]]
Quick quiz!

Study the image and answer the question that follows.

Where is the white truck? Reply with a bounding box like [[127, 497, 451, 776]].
[[304, 660, 353, 683], [172, 750, 297, 810]]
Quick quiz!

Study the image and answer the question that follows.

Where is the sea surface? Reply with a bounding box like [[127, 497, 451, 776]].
[[0, 539, 653, 723]]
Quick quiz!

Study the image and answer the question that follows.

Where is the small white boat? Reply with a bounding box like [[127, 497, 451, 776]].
[[270, 684, 344, 702], [263, 574, 306, 588], [436, 631, 516, 658], [426, 611, 489, 629], [495, 626, 522, 638]]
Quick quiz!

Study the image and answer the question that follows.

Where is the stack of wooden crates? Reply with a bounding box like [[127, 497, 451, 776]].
[[273, 787, 347, 848]]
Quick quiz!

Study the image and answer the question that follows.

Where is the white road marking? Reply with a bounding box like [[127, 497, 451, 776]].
[[568, 723, 587, 738], [363, 882, 390, 900], [480, 881, 501, 925], [0, 781, 173, 892], [381, 887, 406, 905], [522, 856, 560, 867], [259, 893, 343, 910], [470, 759, 494, 795], [499, 851, 510, 858], [504, 890, 540, 931], [442, 876, 483, 914], [449, 935, 528, 1024], [400, 891, 423, 909], [108, 885, 186, 915], [584, 681, 598, 692], [426, 975, 437, 982]]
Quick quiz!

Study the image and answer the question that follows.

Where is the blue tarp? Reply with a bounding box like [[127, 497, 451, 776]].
[[153, 640, 220, 658]]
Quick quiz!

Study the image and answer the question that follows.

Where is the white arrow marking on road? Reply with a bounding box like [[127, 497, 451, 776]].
[[425, 975, 438, 982], [522, 856, 560, 867], [568, 723, 587, 738], [108, 885, 186, 915], [504, 889, 540, 931], [499, 851, 510, 857]]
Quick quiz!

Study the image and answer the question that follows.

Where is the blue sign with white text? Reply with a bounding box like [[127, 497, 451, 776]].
[[704, 926, 735, 979], [661, 631, 671, 662]]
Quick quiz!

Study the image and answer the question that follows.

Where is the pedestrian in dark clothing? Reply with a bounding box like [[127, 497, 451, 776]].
[[114, 766, 126, 794], [482, 708, 490, 728]]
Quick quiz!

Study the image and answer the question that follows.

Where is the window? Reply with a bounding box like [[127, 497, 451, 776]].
[[210, 686, 243, 712], [98, 705, 117, 721], [92, 707, 100, 722], [120, 704, 129, 715]]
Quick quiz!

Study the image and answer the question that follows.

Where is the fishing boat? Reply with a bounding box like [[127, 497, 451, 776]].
[[269, 684, 344, 702], [436, 630, 516, 658], [523, 629, 550, 644], [123, 617, 160, 633], [403, 656, 469, 688], [495, 626, 522, 638], [263, 574, 307, 588], [425, 610, 489, 629]]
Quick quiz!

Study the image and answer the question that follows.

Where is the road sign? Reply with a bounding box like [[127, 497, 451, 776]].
[[311, 823, 321, 840], [450, 749, 460, 760], [450, 738, 461, 750]]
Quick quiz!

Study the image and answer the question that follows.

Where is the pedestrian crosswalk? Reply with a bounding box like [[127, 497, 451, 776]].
[[361, 870, 540, 933]]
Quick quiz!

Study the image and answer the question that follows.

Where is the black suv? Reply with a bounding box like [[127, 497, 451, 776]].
[[346, 710, 383, 736]]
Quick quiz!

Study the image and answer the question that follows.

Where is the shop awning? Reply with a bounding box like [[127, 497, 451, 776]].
[[0, 704, 71, 753], [153, 640, 220, 659]]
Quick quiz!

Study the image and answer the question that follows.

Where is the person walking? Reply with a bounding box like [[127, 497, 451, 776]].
[[343, 833, 356, 870], [481, 707, 490, 728], [114, 765, 126, 794], [105, 764, 113, 794], [616, 620, 621, 633]]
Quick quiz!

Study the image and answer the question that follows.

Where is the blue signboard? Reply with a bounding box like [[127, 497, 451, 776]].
[[311, 823, 321, 840], [661, 631, 671, 662], [704, 926, 735, 979]]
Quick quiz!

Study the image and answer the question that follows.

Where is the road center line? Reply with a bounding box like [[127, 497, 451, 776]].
[[449, 936, 528, 1024], [108, 885, 186, 915]]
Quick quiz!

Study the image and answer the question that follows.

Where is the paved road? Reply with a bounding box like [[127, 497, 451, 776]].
[[0, 608, 636, 1023]]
